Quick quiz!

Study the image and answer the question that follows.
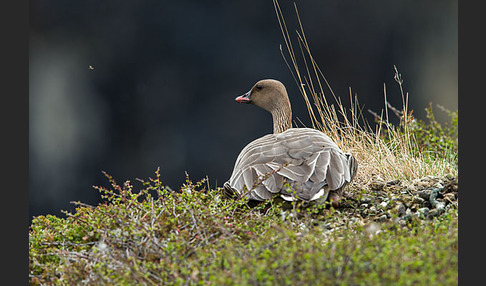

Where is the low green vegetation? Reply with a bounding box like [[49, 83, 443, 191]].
[[373, 100, 458, 168], [30, 166, 457, 285], [407, 103, 458, 165]]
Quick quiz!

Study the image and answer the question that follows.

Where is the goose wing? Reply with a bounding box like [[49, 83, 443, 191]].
[[224, 128, 357, 202]]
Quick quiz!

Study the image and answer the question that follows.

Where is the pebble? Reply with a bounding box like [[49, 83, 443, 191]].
[[443, 193, 456, 202], [397, 208, 414, 222], [376, 214, 388, 222], [412, 196, 425, 205], [433, 182, 444, 189], [405, 208, 412, 216], [429, 188, 440, 201], [370, 174, 386, 191], [395, 203, 407, 217], [432, 201, 445, 211], [417, 190, 432, 200], [368, 206, 377, 215], [410, 203, 420, 211], [370, 181, 385, 191], [427, 209, 440, 219], [360, 196, 373, 204], [397, 219, 408, 226], [417, 207, 430, 218], [386, 179, 401, 186], [429, 188, 446, 210]]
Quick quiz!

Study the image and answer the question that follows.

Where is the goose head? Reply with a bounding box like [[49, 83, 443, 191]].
[[235, 79, 292, 134]]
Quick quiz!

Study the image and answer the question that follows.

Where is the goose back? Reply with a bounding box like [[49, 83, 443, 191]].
[[224, 127, 357, 202]]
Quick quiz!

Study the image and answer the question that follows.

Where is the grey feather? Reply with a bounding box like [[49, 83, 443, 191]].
[[225, 128, 358, 202]]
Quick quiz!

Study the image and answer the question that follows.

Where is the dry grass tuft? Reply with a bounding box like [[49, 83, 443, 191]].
[[273, 0, 457, 186]]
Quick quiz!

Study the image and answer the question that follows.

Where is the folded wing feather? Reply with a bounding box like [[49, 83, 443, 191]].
[[225, 128, 356, 202]]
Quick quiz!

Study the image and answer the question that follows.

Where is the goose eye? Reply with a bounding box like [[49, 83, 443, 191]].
[[256, 84, 263, 90]]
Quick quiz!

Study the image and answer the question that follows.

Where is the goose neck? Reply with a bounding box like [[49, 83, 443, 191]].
[[271, 105, 292, 134]]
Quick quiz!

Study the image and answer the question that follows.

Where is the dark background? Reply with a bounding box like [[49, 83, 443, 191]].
[[29, 0, 457, 220]]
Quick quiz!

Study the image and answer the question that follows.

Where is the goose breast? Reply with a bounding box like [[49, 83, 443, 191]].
[[224, 127, 357, 202]]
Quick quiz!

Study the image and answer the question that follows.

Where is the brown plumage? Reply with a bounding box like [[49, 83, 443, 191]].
[[224, 79, 357, 206]]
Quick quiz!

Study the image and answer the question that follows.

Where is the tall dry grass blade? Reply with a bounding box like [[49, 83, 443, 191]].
[[272, 0, 457, 183]]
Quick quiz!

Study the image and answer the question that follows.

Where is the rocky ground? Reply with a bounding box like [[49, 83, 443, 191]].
[[326, 175, 458, 233], [276, 174, 459, 236]]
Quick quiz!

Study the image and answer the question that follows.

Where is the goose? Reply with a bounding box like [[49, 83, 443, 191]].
[[223, 79, 357, 207]]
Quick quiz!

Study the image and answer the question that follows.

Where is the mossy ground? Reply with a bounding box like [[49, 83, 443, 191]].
[[29, 166, 458, 285]]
